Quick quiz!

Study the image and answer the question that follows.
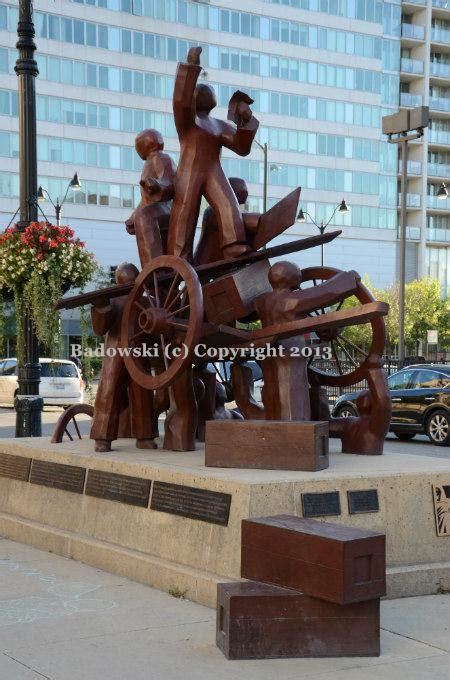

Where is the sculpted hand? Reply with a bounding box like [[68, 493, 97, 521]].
[[237, 101, 252, 124], [187, 46, 202, 65]]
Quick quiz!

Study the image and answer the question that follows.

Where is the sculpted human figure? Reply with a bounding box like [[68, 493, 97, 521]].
[[251, 262, 361, 421], [168, 47, 259, 262], [193, 177, 260, 266], [329, 368, 391, 455], [90, 263, 158, 452], [125, 129, 176, 265]]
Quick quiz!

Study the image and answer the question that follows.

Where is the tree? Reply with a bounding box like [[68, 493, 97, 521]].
[[339, 277, 449, 356]]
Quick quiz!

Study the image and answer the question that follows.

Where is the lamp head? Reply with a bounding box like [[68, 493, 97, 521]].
[[69, 172, 81, 190], [37, 186, 45, 202], [338, 199, 349, 213], [297, 208, 306, 223]]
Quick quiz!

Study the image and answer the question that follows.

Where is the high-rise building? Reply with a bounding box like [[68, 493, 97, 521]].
[[0, 0, 448, 309]]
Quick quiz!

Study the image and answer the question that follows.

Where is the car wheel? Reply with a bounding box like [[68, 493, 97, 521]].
[[426, 410, 450, 446], [393, 432, 416, 441], [335, 405, 357, 418]]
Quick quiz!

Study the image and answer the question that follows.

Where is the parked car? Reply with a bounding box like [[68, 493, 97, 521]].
[[0, 358, 85, 408], [332, 364, 450, 446]]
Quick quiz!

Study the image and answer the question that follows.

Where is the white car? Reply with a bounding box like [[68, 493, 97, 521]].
[[0, 358, 85, 407]]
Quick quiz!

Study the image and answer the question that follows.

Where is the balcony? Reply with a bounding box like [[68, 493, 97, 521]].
[[429, 129, 450, 145], [397, 226, 421, 240], [400, 58, 424, 74], [431, 27, 450, 43], [427, 195, 450, 209], [428, 162, 450, 177], [430, 62, 450, 79], [427, 227, 450, 242], [401, 23, 425, 40], [429, 96, 450, 113], [398, 193, 421, 208], [398, 160, 422, 175], [400, 92, 423, 108]]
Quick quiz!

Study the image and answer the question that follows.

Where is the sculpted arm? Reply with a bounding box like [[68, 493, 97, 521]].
[[173, 47, 202, 136], [91, 302, 117, 336], [286, 271, 361, 316]]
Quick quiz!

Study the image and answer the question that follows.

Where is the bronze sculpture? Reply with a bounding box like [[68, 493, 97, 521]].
[[126, 129, 176, 265], [167, 47, 258, 262], [90, 263, 157, 452], [56, 45, 391, 460]]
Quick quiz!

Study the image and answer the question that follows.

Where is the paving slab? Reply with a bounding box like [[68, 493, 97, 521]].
[[1, 540, 450, 680]]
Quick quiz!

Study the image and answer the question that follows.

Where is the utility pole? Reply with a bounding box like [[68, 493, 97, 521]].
[[14, 0, 43, 436]]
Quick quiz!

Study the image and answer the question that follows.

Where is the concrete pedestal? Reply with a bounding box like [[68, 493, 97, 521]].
[[0, 436, 449, 608]]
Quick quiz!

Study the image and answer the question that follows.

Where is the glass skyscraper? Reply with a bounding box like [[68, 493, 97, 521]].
[[0, 0, 448, 296]]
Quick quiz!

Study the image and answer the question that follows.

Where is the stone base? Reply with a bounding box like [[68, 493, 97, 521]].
[[0, 436, 449, 608]]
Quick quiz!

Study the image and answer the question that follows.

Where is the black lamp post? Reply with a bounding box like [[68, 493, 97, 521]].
[[14, 0, 43, 436], [37, 173, 81, 226], [297, 200, 349, 267]]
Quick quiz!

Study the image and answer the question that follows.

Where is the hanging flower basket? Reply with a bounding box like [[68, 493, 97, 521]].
[[0, 221, 98, 359]]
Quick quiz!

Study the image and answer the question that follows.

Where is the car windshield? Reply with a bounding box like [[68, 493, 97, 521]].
[[40, 362, 78, 378]]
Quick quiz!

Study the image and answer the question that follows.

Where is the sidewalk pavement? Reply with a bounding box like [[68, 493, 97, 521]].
[[0, 539, 449, 680]]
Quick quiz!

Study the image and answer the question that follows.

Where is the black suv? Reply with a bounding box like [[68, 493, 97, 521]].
[[332, 364, 450, 446]]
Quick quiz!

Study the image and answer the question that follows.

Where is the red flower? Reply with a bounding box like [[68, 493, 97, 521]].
[[49, 239, 58, 248], [36, 253, 44, 260]]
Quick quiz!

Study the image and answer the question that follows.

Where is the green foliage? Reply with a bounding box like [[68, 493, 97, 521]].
[[340, 276, 449, 353]]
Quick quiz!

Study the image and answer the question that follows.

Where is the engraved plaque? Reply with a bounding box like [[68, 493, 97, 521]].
[[301, 491, 341, 518], [433, 484, 450, 537], [151, 482, 231, 526], [0, 453, 31, 481], [347, 489, 379, 514], [85, 470, 151, 507], [30, 460, 86, 494]]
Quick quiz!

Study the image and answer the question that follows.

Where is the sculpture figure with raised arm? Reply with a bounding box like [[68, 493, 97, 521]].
[[168, 47, 259, 262]]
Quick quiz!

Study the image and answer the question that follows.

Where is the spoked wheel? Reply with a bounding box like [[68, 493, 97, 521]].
[[51, 404, 94, 443], [302, 266, 386, 388], [121, 255, 203, 390]]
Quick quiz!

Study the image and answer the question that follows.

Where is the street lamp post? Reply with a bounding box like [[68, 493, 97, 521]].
[[14, 0, 43, 436], [297, 200, 349, 267], [254, 140, 268, 214], [382, 106, 429, 366], [37, 173, 81, 226]]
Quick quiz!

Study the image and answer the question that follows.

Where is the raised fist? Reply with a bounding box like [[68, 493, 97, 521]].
[[187, 46, 202, 65]]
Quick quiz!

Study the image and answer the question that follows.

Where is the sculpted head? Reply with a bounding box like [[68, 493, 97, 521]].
[[135, 129, 164, 159], [115, 262, 139, 285], [195, 84, 217, 113], [268, 261, 302, 291], [229, 177, 248, 206]]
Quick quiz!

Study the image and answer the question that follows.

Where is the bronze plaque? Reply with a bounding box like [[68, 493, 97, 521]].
[[85, 470, 151, 507], [0, 453, 31, 481], [347, 489, 379, 514], [432, 484, 450, 537], [151, 482, 231, 526], [30, 460, 86, 494], [301, 491, 341, 518]]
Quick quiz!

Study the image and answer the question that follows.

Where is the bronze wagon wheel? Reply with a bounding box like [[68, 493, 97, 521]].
[[121, 255, 203, 390], [301, 266, 386, 388], [51, 403, 94, 443]]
